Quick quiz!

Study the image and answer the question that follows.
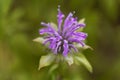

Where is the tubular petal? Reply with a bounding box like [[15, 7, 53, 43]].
[[63, 40, 69, 56]]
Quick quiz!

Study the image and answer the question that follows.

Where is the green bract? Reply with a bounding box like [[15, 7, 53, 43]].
[[38, 53, 92, 73]]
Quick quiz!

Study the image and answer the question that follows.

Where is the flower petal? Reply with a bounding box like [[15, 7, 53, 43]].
[[63, 12, 73, 28], [40, 22, 60, 37], [54, 41, 62, 54], [63, 17, 78, 36], [73, 32, 88, 40], [49, 38, 57, 49], [68, 38, 85, 47], [69, 44, 78, 52], [43, 37, 55, 45], [65, 23, 85, 38], [71, 23, 86, 32], [57, 6, 65, 33], [63, 40, 69, 56]]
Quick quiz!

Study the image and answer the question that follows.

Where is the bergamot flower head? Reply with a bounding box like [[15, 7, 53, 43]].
[[38, 6, 87, 57], [34, 6, 92, 72]]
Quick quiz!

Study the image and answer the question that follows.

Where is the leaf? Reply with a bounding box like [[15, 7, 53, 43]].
[[78, 18, 85, 24], [38, 54, 55, 70], [83, 45, 93, 50], [75, 43, 82, 48], [33, 37, 44, 43], [50, 22, 57, 30], [48, 64, 58, 74], [74, 53, 93, 72], [65, 55, 74, 66], [76, 44, 93, 50]]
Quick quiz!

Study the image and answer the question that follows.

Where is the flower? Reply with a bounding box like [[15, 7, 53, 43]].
[[39, 6, 87, 57]]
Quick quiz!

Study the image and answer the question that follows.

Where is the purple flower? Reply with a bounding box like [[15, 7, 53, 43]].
[[39, 6, 87, 57]]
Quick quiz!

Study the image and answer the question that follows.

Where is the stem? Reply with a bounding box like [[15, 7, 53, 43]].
[[56, 56, 64, 80]]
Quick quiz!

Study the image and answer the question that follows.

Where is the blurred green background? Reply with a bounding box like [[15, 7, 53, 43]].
[[0, 0, 120, 80]]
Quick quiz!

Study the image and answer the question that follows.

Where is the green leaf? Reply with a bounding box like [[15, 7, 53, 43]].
[[78, 18, 85, 24], [33, 37, 44, 43], [83, 45, 93, 50], [50, 22, 57, 30], [76, 44, 93, 50], [48, 64, 58, 74], [64, 55, 74, 66], [74, 53, 93, 72], [38, 54, 55, 70]]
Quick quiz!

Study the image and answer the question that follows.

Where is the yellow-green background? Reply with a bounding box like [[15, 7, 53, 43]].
[[0, 0, 120, 80]]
